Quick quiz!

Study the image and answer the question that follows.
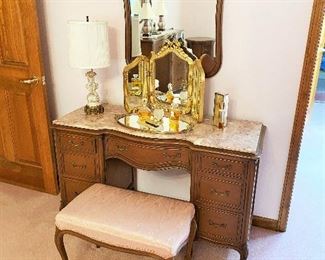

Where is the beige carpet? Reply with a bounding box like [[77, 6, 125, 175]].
[[0, 182, 238, 260], [0, 180, 324, 260]]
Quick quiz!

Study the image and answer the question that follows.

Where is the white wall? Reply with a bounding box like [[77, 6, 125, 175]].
[[38, 0, 313, 220]]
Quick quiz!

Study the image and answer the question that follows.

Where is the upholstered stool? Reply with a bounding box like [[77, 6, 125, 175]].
[[55, 184, 197, 260]]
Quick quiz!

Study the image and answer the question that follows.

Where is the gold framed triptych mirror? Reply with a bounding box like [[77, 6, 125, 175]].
[[123, 41, 205, 123]]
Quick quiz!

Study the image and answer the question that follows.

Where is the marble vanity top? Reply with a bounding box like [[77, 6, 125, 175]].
[[53, 104, 265, 156]]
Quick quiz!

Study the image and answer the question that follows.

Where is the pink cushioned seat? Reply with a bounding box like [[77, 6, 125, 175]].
[[55, 184, 195, 259]]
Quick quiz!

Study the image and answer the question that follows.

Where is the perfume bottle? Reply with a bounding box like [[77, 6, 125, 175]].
[[137, 98, 151, 121], [129, 74, 142, 96], [152, 105, 164, 123], [179, 82, 188, 105], [213, 93, 229, 129], [166, 83, 174, 103], [169, 98, 181, 132], [170, 98, 181, 121]]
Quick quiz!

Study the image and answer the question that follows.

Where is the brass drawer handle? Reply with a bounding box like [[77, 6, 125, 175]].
[[69, 140, 84, 148], [210, 189, 230, 197], [163, 152, 181, 160], [72, 163, 87, 169], [212, 162, 232, 170], [117, 144, 128, 152], [208, 219, 227, 229]]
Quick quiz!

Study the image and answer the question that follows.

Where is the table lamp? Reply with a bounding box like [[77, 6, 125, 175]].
[[68, 18, 110, 115], [140, 0, 154, 36], [155, 0, 166, 31]]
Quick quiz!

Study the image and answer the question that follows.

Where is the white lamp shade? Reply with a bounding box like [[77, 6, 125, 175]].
[[155, 0, 166, 16], [140, 2, 154, 20], [131, 0, 141, 15], [68, 21, 110, 69]]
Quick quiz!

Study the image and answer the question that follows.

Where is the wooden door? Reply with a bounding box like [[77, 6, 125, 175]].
[[0, 0, 57, 194]]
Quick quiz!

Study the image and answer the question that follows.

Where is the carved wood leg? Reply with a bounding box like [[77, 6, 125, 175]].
[[55, 228, 68, 260], [185, 219, 197, 260], [59, 201, 66, 210], [239, 244, 248, 260]]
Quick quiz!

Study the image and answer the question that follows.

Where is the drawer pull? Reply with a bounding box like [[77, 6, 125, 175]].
[[210, 189, 230, 197], [69, 140, 84, 148], [212, 162, 232, 171], [208, 219, 227, 229], [117, 145, 128, 152], [72, 163, 87, 169], [163, 152, 181, 160], [74, 191, 80, 196]]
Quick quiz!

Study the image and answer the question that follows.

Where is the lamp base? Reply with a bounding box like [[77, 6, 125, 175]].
[[84, 104, 104, 115]]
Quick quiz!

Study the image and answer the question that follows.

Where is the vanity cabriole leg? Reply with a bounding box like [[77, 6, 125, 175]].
[[240, 243, 248, 260]]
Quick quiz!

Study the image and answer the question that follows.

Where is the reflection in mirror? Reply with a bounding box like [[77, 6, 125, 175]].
[[149, 41, 205, 122], [128, 0, 215, 59], [154, 53, 189, 106], [124, 0, 223, 78]]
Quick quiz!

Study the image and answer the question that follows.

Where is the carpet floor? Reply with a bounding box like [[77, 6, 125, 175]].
[[0, 103, 324, 260]]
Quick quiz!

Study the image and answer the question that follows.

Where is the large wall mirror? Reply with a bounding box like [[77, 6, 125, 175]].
[[123, 0, 224, 78]]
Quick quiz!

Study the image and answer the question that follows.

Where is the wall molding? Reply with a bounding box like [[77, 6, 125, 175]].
[[277, 0, 325, 232], [252, 215, 278, 231]]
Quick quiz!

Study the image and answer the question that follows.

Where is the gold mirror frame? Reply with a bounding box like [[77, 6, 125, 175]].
[[123, 55, 149, 113], [149, 41, 205, 122], [123, 40, 205, 123]]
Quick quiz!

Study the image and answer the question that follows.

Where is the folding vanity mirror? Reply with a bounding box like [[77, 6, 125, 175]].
[[149, 41, 205, 122], [118, 40, 205, 134]]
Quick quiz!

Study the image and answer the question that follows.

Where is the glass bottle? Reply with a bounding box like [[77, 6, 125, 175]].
[[179, 81, 188, 105], [130, 74, 142, 96], [169, 98, 181, 132], [166, 83, 174, 103], [137, 98, 151, 122]]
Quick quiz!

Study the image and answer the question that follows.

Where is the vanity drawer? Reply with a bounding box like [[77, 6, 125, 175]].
[[196, 174, 244, 211], [106, 136, 190, 170], [62, 178, 94, 203], [58, 132, 98, 154], [199, 153, 247, 179], [61, 153, 99, 181], [197, 206, 242, 244]]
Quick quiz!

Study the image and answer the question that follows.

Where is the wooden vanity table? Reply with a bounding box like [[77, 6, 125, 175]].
[[53, 104, 265, 260]]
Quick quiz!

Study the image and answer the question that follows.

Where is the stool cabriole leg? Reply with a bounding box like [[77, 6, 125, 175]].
[[55, 228, 68, 260], [185, 219, 197, 260]]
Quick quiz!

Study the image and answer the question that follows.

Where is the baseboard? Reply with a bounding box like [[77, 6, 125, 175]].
[[252, 215, 279, 231]]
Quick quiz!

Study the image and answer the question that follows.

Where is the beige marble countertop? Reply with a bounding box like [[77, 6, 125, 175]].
[[53, 104, 265, 156]]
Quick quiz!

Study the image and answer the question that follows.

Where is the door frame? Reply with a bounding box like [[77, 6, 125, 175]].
[[277, 0, 325, 231]]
